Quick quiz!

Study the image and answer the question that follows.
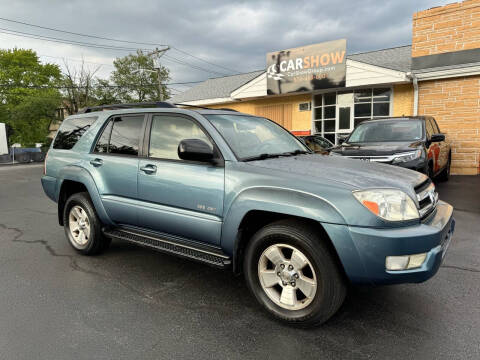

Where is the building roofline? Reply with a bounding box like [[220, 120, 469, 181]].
[[347, 44, 412, 57]]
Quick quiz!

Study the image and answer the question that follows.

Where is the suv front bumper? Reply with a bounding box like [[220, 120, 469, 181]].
[[323, 201, 454, 285]]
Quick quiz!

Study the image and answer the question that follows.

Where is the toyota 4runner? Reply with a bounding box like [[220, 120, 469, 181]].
[[42, 103, 455, 327]]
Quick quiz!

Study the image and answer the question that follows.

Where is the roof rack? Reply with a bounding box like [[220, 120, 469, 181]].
[[78, 101, 177, 113], [174, 103, 238, 112]]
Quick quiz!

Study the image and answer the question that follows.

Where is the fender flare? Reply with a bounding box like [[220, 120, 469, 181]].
[[56, 165, 114, 226], [221, 186, 347, 256]]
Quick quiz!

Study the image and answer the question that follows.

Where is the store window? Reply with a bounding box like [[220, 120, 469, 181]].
[[313, 88, 391, 144]]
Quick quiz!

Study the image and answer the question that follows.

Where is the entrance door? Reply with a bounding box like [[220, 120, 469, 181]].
[[336, 92, 354, 143]]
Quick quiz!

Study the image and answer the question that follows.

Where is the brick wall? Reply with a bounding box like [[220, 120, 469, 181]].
[[412, 0, 480, 57], [418, 75, 480, 174], [393, 84, 414, 116], [413, 0, 480, 174]]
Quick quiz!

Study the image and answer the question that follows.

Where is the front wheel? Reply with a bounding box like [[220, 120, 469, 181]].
[[243, 220, 346, 327], [63, 192, 111, 255]]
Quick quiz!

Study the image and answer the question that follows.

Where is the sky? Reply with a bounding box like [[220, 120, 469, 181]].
[[0, 0, 454, 96]]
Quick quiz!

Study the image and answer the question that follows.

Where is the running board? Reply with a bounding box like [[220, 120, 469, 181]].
[[103, 228, 231, 268]]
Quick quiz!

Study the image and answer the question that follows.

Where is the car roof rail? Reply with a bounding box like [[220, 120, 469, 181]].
[[174, 103, 238, 112], [78, 101, 177, 113]]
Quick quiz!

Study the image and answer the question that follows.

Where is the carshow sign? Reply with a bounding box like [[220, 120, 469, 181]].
[[266, 39, 346, 95]]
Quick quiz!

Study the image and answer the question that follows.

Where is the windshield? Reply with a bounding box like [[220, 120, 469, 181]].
[[205, 114, 309, 160], [347, 120, 424, 143]]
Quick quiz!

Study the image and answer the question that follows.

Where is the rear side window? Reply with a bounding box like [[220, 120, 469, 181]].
[[94, 115, 145, 156], [53, 116, 98, 150]]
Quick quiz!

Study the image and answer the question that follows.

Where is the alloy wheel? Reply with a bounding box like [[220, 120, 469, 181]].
[[68, 205, 91, 247], [258, 243, 317, 310]]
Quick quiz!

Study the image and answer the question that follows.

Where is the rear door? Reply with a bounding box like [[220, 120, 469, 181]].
[[136, 113, 225, 245], [88, 113, 147, 226]]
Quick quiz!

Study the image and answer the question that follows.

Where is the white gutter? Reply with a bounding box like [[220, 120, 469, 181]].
[[407, 72, 419, 116]]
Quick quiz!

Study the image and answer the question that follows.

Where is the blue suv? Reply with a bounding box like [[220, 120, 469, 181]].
[[42, 103, 455, 327]]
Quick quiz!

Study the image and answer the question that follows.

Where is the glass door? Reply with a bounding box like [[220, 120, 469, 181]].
[[336, 92, 353, 144]]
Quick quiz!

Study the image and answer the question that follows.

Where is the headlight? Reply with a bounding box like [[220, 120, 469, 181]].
[[392, 150, 422, 163], [353, 189, 419, 221]]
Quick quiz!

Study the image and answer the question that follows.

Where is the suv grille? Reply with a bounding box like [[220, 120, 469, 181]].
[[415, 179, 438, 219]]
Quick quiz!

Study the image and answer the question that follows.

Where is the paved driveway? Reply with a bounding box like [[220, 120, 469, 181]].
[[0, 164, 479, 359]]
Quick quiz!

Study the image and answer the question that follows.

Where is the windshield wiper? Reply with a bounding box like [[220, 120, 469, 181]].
[[242, 153, 283, 162], [281, 149, 310, 156], [242, 150, 310, 162]]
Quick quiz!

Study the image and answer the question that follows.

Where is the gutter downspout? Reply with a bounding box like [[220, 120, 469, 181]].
[[407, 72, 419, 116]]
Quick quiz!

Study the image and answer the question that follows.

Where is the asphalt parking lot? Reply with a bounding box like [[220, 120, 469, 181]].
[[0, 164, 479, 360]]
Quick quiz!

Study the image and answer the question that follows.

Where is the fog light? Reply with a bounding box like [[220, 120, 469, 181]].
[[386, 256, 409, 270], [407, 253, 427, 269], [386, 253, 427, 271]]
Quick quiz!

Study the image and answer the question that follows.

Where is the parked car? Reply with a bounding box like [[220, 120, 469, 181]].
[[330, 116, 451, 180], [42, 104, 455, 327], [298, 134, 334, 154]]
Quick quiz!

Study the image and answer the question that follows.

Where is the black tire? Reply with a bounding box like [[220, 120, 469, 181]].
[[243, 219, 346, 327], [427, 162, 434, 180], [63, 192, 111, 255], [438, 153, 451, 182]]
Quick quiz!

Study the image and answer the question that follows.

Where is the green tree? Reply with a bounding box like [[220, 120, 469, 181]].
[[110, 50, 170, 103], [0, 48, 62, 145], [92, 78, 120, 105]]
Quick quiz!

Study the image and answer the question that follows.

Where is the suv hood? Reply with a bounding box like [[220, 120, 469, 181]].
[[331, 141, 422, 156], [247, 154, 426, 197]]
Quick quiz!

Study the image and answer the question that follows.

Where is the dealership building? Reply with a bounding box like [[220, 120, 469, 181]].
[[172, 0, 480, 175]]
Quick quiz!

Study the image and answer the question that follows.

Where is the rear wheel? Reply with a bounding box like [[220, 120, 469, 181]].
[[243, 220, 346, 327], [63, 192, 110, 255]]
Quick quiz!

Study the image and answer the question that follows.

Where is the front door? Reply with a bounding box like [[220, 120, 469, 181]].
[[137, 114, 225, 245], [88, 114, 147, 226]]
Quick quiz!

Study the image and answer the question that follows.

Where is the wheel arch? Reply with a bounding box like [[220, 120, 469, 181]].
[[56, 165, 113, 226], [232, 211, 348, 279], [221, 187, 348, 275]]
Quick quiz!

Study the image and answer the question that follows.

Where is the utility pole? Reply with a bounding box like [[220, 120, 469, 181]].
[[146, 46, 170, 101]]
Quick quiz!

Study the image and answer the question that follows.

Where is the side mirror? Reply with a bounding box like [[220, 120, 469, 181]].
[[178, 139, 214, 162], [430, 133, 445, 142]]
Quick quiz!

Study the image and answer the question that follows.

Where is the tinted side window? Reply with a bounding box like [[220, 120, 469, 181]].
[[94, 120, 113, 153], [108, 115, 145, 156], [53, 116, 98, 150], [149, 115, 212, 160]]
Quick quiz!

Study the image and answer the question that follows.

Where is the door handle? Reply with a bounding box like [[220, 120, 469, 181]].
[[140, 164, 157, 174], [90, 158, 103, 167]]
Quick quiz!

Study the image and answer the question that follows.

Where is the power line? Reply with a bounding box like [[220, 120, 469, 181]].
[[39, 54, 115, 68], [0, 28, 231, 76], [0, 16, 168, 47], [170, 46, 238, 74], [0, 16, 240, 74], [163, 54, 229, 76], [37, 54, 204, 87], [0, 27, 148, 52], [0, 81, 202, 89]]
